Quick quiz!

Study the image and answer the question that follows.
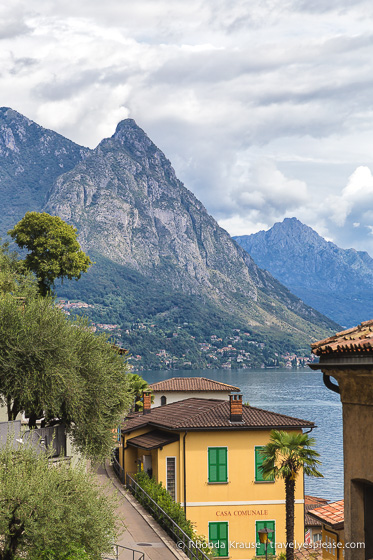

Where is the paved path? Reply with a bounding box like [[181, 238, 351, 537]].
[[95, 464, 188, 560]]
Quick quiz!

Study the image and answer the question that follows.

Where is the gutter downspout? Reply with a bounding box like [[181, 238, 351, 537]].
[[183, 431, 188, 516], [323, 373, 340, 394], [302, 426, 313, 540], [323, 524, 341, 559]]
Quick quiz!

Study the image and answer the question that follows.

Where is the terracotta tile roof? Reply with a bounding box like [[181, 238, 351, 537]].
[[305, 495, 329, 506], [126, 430, 179, 449], [304, 495, 328, 527], [307, 500, 344, 529], [121, 398, 314, 433], [295, 548, 322, 560], [311, 319, 373, 355], [304, 495, 329, 527], [148, 377, 240, 392]]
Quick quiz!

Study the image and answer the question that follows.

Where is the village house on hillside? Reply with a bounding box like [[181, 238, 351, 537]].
[[148, 377, 240, 407], [119, 392, 314, 559]]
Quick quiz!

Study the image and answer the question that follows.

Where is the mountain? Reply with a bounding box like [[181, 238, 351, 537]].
[[0, 109, 339, 368], [0, 107, 90, 236], [234, 217, 373, 327]]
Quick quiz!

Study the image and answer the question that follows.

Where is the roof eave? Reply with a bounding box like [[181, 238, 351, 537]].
[[122, 422, 314, 434], [307, 513, 344, 530]]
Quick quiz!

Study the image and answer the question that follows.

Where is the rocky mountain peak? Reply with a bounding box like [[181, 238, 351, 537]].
[[234, 218, 373, 326], [269, 217, 326, 244], [96, 117, 178, 185], [110, 118, 153, 152]]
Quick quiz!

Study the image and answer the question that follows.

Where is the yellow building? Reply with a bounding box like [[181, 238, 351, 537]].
[[308, 500, 345, 560], [120, 393, 314, 559]]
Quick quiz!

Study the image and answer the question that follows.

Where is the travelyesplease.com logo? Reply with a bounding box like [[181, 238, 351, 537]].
[[176, 539, 365, 551]]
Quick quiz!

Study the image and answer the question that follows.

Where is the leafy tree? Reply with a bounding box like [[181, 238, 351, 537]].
[[0, 241, 37, 298], [0, 295, 76, 424], [66, 319, 132, 460], [259, 430, 322, 560], [0, 295, 131, 460], [0, 440, 120, 560], [8, 212, 92, 296]]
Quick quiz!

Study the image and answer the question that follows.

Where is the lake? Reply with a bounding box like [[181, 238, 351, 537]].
[[142, 367, 344, 502]]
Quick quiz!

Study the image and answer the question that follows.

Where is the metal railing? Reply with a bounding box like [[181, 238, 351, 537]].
[[112, 452, 125, 484], [103, 543, 144, 560], [126, 474, 211, 560]]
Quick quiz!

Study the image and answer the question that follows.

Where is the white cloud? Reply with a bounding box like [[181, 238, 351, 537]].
[[328, 166, 373, 227]]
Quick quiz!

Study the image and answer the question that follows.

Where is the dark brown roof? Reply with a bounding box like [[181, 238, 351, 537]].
[[149, 377, 240, 392], [127, 430, 179, 449], [305, 495, 329, 506], [307, 500, 344, 530], [304, 496, 329, 527], [312, 319, 373, 355], [121, 398, 314, 433]]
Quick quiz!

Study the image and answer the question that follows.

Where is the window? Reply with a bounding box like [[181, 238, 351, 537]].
[[160, 395, 167, 406], [313, 532, 322, 543], [208, 447, 228, 483], [256, 520, 275, 557], [209, 522, 228, 557], [255, 446, 274, 482], [166, 457, 176, 500]]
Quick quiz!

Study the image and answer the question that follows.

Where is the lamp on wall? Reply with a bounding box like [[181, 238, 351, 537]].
[[258, 527, 274, 560]]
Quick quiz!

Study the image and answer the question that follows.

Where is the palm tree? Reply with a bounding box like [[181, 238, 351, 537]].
[[127, 373, 153, 410], [260, 430, 322, 560]]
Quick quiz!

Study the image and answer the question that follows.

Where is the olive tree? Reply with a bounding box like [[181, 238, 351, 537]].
[[0, 441, 121, 560], [0, 295, 131, 460]]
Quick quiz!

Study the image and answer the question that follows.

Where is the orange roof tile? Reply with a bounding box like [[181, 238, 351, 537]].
[[149, 377, 240, 392], [311, 319, 373, 355], [307, 500, 344, 529]]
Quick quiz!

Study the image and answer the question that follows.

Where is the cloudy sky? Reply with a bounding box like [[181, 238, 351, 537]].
[[2, 0, 373, 253]]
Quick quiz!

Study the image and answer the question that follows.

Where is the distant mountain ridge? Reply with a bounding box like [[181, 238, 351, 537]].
[[0, 109, 339, 366], [234, 217, 373, 327]]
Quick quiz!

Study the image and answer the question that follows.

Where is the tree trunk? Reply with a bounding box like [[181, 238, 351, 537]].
[[2, 510, 24, 560], [7, 398, 20, 421], [285, 476, 295, 560], [28, 412, 38, 429]]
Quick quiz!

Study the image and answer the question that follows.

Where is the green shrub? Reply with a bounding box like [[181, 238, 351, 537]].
[[134, 472, 214, 558]]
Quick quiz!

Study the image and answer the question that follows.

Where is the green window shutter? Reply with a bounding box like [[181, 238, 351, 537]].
[[256, 520, 275, 556], [208, 447, 227, 482], [218, 448, 227, 482], [209, 522, 229, 557], [255, 447, 274, 482], [209, 522, 219, 542]]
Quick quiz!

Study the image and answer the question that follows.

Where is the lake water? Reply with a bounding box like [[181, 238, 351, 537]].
[[142, 367, 344, 502]]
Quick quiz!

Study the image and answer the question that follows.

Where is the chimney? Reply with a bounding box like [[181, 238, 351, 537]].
[[143, 391, 152, 414], [230, 393, 243, 422]]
